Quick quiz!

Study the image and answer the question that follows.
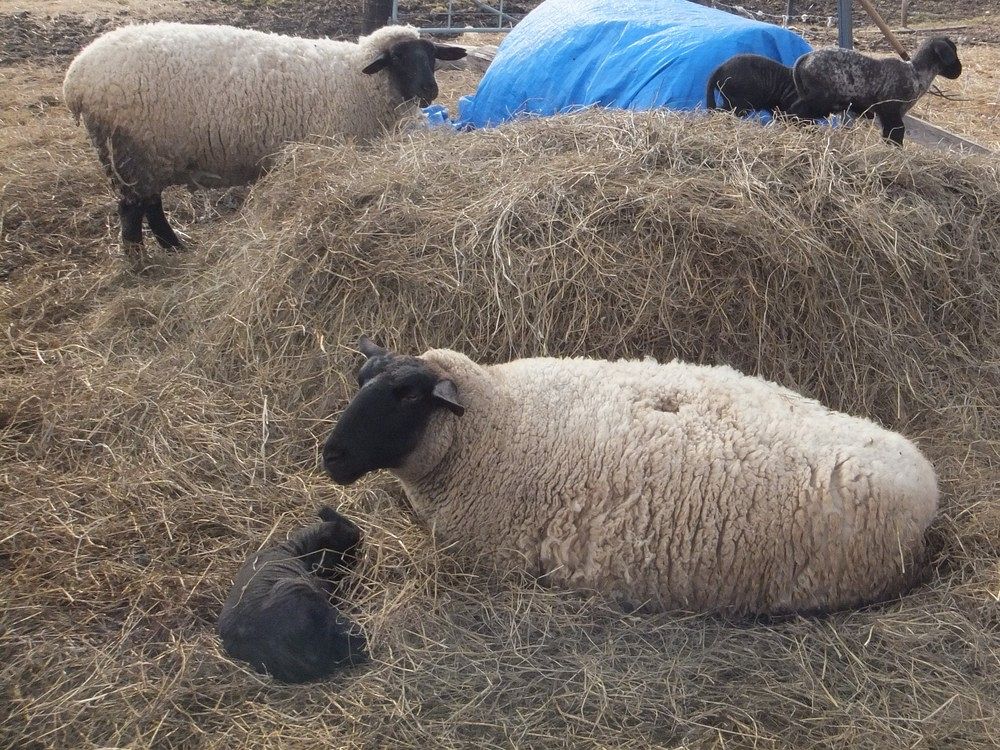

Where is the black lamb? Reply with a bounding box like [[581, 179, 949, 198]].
[[705, 54, 801, 117], [217, 506, 367, 683]]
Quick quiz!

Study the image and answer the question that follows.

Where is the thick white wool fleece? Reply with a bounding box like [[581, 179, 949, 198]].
[[393, 349, 939, 616], [63, 22, 421, 192]]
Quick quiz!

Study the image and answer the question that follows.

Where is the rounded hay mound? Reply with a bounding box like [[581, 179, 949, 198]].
[[199, 110, 999, 437], [4, 109, 1000, 748]]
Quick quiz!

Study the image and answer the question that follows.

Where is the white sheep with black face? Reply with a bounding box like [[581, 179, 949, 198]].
[[790, 36, 962, 145], [323, 338, 939, 617], [62, 22, 465, 250]]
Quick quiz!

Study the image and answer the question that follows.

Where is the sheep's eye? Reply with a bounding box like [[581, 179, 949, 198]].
[[395, 385, 422, 403]]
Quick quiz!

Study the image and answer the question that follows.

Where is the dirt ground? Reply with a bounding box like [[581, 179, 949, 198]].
[[703, 0, 1000, 44]]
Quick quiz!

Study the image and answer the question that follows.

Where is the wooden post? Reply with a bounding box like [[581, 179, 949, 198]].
[[856, 0, 910, 59], [785, 0, 794, 25], [362, 0, 393, 33], [901, 0, 909, 28], [837, 0, 853, 49]]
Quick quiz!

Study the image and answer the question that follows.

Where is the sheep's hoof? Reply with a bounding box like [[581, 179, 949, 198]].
[[122, 241, 150, 271]]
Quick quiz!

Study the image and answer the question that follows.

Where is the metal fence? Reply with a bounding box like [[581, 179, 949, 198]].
[[366, 1, 857, 46], [364, 0, 523, 34]]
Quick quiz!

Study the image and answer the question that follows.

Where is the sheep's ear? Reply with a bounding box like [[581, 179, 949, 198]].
[[933, 38, 959, 67], [358, 336, 387, 359], [432, 379, 465, 416], [317, 506, 341, 523], [433, 44, 467, 61], [362, 53, 390, 74]]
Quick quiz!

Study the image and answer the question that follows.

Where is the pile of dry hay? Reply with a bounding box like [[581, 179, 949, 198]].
[[3, 110, 1000, 748]]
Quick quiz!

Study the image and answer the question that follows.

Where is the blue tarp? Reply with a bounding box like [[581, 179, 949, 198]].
[[455, 0, 812, 129]]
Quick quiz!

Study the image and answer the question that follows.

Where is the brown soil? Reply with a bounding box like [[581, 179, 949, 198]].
[[0, 0, 542, 65], [0, 1, 363, 64], [699, 0, 1000, 45]]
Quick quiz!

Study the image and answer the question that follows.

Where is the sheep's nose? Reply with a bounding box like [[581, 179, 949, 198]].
[[420, 84, 438, 106], [324, 443, 348, 466]]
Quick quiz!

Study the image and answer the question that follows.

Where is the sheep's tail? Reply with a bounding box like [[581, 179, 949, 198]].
[[67, 99, 83, 126], [705, 71, 719, 109]]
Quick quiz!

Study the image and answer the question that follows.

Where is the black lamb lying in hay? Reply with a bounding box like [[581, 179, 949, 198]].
[[218, 506, 367, 683]]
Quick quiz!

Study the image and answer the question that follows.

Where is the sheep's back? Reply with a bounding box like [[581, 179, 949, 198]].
[[796, 49, 920, 110], [63, 23, 372, 190], [464, 357, 938, 615]]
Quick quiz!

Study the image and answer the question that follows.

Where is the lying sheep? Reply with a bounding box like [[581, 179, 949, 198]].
[[705, 54, 800, 117], [323, 338, 939, 617], [63, 22, 466, 250], [791, 36, 962, 145], [218, 506, 367, 683]]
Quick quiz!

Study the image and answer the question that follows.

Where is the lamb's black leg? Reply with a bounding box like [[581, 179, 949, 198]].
[[878, 113, 905, 146], [784, 97, 827, 122], [118, 197, 144, 246], [143, 194, 182, 249]]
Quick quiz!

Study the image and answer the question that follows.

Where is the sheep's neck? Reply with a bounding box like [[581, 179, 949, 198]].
[[396, 379, 545, 573], [909, 52, 940, 94]]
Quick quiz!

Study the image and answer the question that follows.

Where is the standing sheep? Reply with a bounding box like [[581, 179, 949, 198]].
[[705, 54, 800, 118], [63, 23, 466, 251], [218, 506, 367, 683], [322, 337, 939, 617], [790, 36, 961, 145]]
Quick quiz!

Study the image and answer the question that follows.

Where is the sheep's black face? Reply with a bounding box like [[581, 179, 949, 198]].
[[930, 37, 962, 79], [297, 507, 364, 576], [361, 39, 467, 107], [323, 337, 464, 485]]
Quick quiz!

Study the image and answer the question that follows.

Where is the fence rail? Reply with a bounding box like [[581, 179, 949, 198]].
[[364, 0, 523, 35]]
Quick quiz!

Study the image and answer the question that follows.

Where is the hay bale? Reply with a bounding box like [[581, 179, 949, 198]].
[[4, 109, 1000, 748], [197, 110, 999, 435]]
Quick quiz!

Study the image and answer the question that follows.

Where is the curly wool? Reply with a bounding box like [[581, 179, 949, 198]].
[[793, 47, 936, 115], [393, 349, 939, 616], [62, 22, 421, 193]]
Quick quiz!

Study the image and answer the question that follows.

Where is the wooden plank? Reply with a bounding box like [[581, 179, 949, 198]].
[[465, 44, 498, 73], [902, 114, 993, 154]]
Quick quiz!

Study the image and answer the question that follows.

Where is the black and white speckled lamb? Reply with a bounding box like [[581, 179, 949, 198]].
[[791, 37, 962, 145]]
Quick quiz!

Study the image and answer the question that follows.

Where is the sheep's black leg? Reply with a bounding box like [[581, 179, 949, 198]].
[[118, 197, 144, 246], [878, 113, 905, 146], [785, 97, 827, 122], [143, 195, 182, 249]]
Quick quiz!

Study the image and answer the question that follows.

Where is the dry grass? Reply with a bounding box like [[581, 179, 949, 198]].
[[914, 44, 1000, 150], [3, 100, 1000, 749]]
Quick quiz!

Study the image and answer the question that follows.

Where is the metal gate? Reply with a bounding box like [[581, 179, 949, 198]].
[[363, 0, 523, 35]]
